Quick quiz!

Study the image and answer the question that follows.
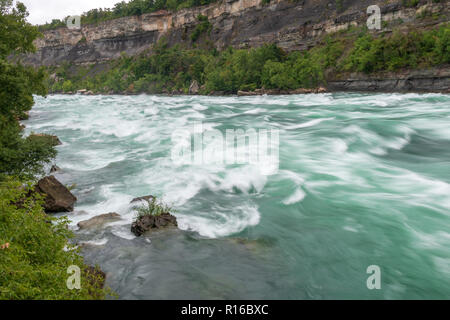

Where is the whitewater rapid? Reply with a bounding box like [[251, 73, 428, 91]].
[[24, 93, 450, 299]]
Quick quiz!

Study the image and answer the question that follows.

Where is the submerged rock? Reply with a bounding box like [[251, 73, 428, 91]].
[[50, 164, 61, 173], [35, 176, 77, 213], [131, 213, 178, 237], [130, 195, 155, 204], [77, 213, 121, 230]]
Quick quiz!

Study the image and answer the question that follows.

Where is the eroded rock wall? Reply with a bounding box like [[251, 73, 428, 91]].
[[27, 0, 449, 67]]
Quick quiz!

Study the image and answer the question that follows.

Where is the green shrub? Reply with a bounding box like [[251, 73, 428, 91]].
[[0, 179, 111, 299], [133, 197, 173, 219], [345, 24, 450, 73], [191, 15, 212, 42]]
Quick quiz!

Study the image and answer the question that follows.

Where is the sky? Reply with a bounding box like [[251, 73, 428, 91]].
[[17, 0, 121, 25]]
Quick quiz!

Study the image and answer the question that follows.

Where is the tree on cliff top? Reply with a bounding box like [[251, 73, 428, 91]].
[[0, 0, 55, 180]]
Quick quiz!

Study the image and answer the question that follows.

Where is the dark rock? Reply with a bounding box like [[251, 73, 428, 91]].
[[327, 70, 450, 93], [77, 213, 121, 230], [208, 91, 226, 96], [381, 2, 402, 14], [131, 213, 178, 236], [237, 90, 259, 96], [130, 195, 155, 204], [50, 165, 61, 173], [315, 87, 327, 93], [189, 80, 200, 95], [35, 176, 77, 213], [84, 266, 106, 289], [335, 11, 361, 24]]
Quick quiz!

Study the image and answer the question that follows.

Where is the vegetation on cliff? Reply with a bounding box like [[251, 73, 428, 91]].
[[49, 23, 450, 95], [0, 0, 109, 299], [39, 0, 219, 30]]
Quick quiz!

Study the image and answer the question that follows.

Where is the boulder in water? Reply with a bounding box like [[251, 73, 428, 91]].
[[50, 164, 61, 173], [34, 176, 77, 213], [131, 213, 178, 236], [77, 213, 121, 230], [130, 195, 155, 204]]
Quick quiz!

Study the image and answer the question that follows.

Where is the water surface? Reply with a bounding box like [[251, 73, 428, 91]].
[[25, 93, 450, 299]]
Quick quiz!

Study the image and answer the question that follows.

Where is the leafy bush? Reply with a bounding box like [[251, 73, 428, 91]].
[[0, 179, 110, 299], [0, 1, 112, 300], [191, 15, 212, 42], [345, 24, 450, 73]]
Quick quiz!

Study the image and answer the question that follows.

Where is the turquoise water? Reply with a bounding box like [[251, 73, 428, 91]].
[[25, 93, 450, 299]]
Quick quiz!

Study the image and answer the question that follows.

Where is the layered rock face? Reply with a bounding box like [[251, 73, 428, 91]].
[[24, 0, 450, 92], [27, 0, 449, 66]]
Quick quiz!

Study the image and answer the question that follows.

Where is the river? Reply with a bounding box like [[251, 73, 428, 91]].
[[24, 93, 450, 299]]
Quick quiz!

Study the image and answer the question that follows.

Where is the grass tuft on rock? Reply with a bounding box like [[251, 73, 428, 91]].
[[133, 197, 173, 219]]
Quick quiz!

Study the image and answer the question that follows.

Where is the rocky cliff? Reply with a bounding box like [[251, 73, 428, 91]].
[[25, 0, 450, 92]]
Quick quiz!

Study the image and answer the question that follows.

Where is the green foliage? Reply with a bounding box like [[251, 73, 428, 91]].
[[205, 44, 287, 92], [402, 0, 419, 7], [0, 122, 57, 180], [345, 25, 450, 73], [0, 179, 110, 299], [0, 0, 40, 57], [0, 1, 112, 300], [133, 197, 173, 219], [0, 0, 56, 181], [191, 15, 212, 42]]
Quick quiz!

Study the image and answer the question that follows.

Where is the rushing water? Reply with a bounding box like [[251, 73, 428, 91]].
[[24, 93, 450, 299]]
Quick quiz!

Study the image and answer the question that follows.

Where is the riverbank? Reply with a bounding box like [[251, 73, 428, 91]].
[[45, 21, 450, 97], [50, 66, 450, 96]]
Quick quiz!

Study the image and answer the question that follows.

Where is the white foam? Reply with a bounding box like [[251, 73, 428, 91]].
[[177, 203, 261, 238], [285, 117, 334, 130], [282, 188, 306, 205], [79, 238, 109, 246]]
